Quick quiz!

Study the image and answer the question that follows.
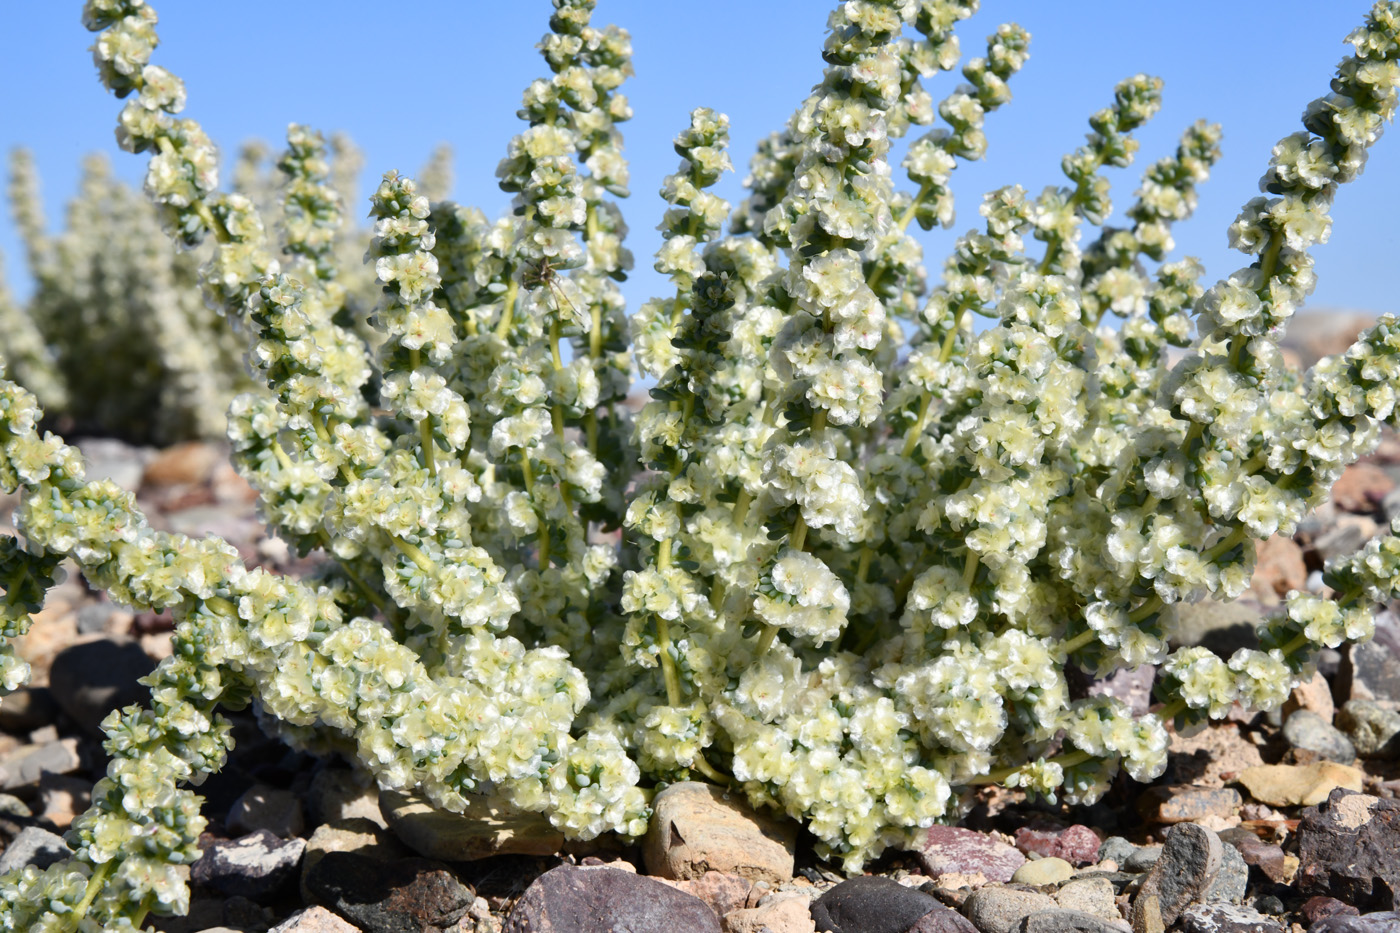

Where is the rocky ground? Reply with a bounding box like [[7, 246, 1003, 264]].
[[1, 313, 1399, 933]]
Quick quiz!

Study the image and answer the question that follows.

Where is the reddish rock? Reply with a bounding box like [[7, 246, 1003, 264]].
[[140, 440, 221, 487], [911, 825, 1025, 883], [504, 865, 721, 933], [1250, 536, 1307, 604], [1232, 837, 1291, 884], [1333, 462, 1395, 514], [304, 852, 472, 933], [1012, 822, 1101, 866], [1302, 897, 1362, 925], [656, 870, 753, 918], [1136, 785, 1242, 824], [1298, 789, 1400, 911]]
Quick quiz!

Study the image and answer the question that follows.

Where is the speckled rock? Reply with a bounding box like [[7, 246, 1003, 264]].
[[190, 829, 306, 900], [0, 826, 71, 874], [962, 887, 1057, 933], [1177, 904, 1284, 933], [1054, 878, 1120, 922], [1137, 786, 1241, 824], [1337, 700, 1400, 759], [644, 782, 796, 885], [1310, 914, 1400, 933], [1284, 710, 1357, 763], [1013, 824, 1101, 866], [1130, 824, 1222, 932], [304, 852, 472, 933], [1012, 910, 1128, 933], [1298, 790, 1400, 911], [1201, 839, 1247, 905], [1122, 846, 1162, 874], [914, 826, 1026, 883], [1096, 838, 1137, 868]]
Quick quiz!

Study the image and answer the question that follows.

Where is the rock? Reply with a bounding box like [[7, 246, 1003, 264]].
[[268, 906, 363, 933], [142, 441, 221, 487], [0, 686, 59, 734], [1314, 516, 1379, 563], [1337, 700, 1400, 758], [380, 788, 563, 861], [810, 876, 943, 933], [1302, 898, 1361, 925], [1235, 763, 1365, 807], [1202, 839, 1247, 905], [1011, 858, 1073, 886], [190, 829, 306, 900], [74, 437, 151, 491], [1283, 710, 1356, 763], [661, 870, 754, 918], [0, 738, 82, 790], [1249, 536, 1307, 605], [1285, 672, 1337, 723], [1013, 823, 1101, 866], [37, 772, 91, 829], [723, 892, 816, 933], [908, 905, 980, 933], [47, 636, 155, 737], [1172, 600, 1262, 658], [503, 864, 721, 933], [227, 783, 306, 838], [1341, 611, 1400, 710], [1387, 487, 1400, 525], [1177, 904, 1283, 933], [1297, 789, 1400, 911], [304, 851, 472, 933], [1054, 878, 1120, 922], [308, 766, 386, 828], [222, 895, 272, 932], [644, 782, 796, 885], [1096, 838, 1137, 868], [961, 887, 1057, 933], [1280, 310, 1377, 369], [1122, 846, 1162, 874], [1333, 463, 1395, 513], [1166, 724, 1265, 788], [1130, 823, 1223, 932], [300, 818, 411, 905], [0, 826, 72, 874], [913, 826, 1026, 883], [1311, 915, 1400, 933], [1083, 665, 1156, 718], [1229, 837, 1292, 885], [1012, 910, 1128, 933], [1137, 786, 1241, 823]]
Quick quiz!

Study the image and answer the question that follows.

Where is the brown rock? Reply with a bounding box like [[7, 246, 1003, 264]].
[[1300, 896, 1361, 925], [1235, 763, 1365, 807], [1332, 462, 1395, 513], [912, 825, 1025, 883], [658, 870, 754, 918], [1298, 790, 1400, 911], [1231, 837, 1292, 885], [1137, 785, 1242, 824], [722, 893, 815, 933], [1284, 671, 1336, 724], [644, 782, 796, 885], [1167, 725, 1265, 789], [1249, 536, 1307, 605], [1130, 824, 1222, 931], [141, 441, 221, 487]]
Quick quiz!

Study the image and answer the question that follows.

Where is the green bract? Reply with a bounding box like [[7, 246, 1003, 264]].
[[1, 0, 1399, 927]]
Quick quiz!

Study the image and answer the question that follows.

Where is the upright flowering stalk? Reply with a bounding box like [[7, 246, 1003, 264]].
[[0, 253, 65, 413]]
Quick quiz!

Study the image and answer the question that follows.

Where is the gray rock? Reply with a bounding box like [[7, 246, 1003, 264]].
[[1012, 909, 1127, 933], [1173, 600, 1262, 657], [1122, 846, 1161, 874], [1130, 824, 1222, 931], [809, 875, 943, 933], [190, 829, 306, 900], [1385, 487, 1400, 525], [304, 851, 472, 933], [1203, 836, 1248, 906], [47, 637, 155, 737], [1337, 700, 1400, 759], [0, 738, 82, 790], [1311, 913, 1400, 933], [962, 887, 1057, 933], [1340, 612, 1400, 710], [503, 864, 721, 933], [75, 603, 117, 636], [73, 437, 151, 491], [308, 766, 386, 828], [1053, 879, 1119, 922], [1178, 904, 1284, 933], [1284, 710, 1357, 763], [1095, 838, 1136, 868], [227, 783, 305, 838], [0, 826, 72, 874], [909, 905, 980, 933], [1314, 523, 1371, 563]]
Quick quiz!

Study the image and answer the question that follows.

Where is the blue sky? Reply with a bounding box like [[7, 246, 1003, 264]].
[[3, 1, 1398, 323]]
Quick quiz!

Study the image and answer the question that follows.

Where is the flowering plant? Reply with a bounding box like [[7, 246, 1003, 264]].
[[2, 0, 1400, 928]]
